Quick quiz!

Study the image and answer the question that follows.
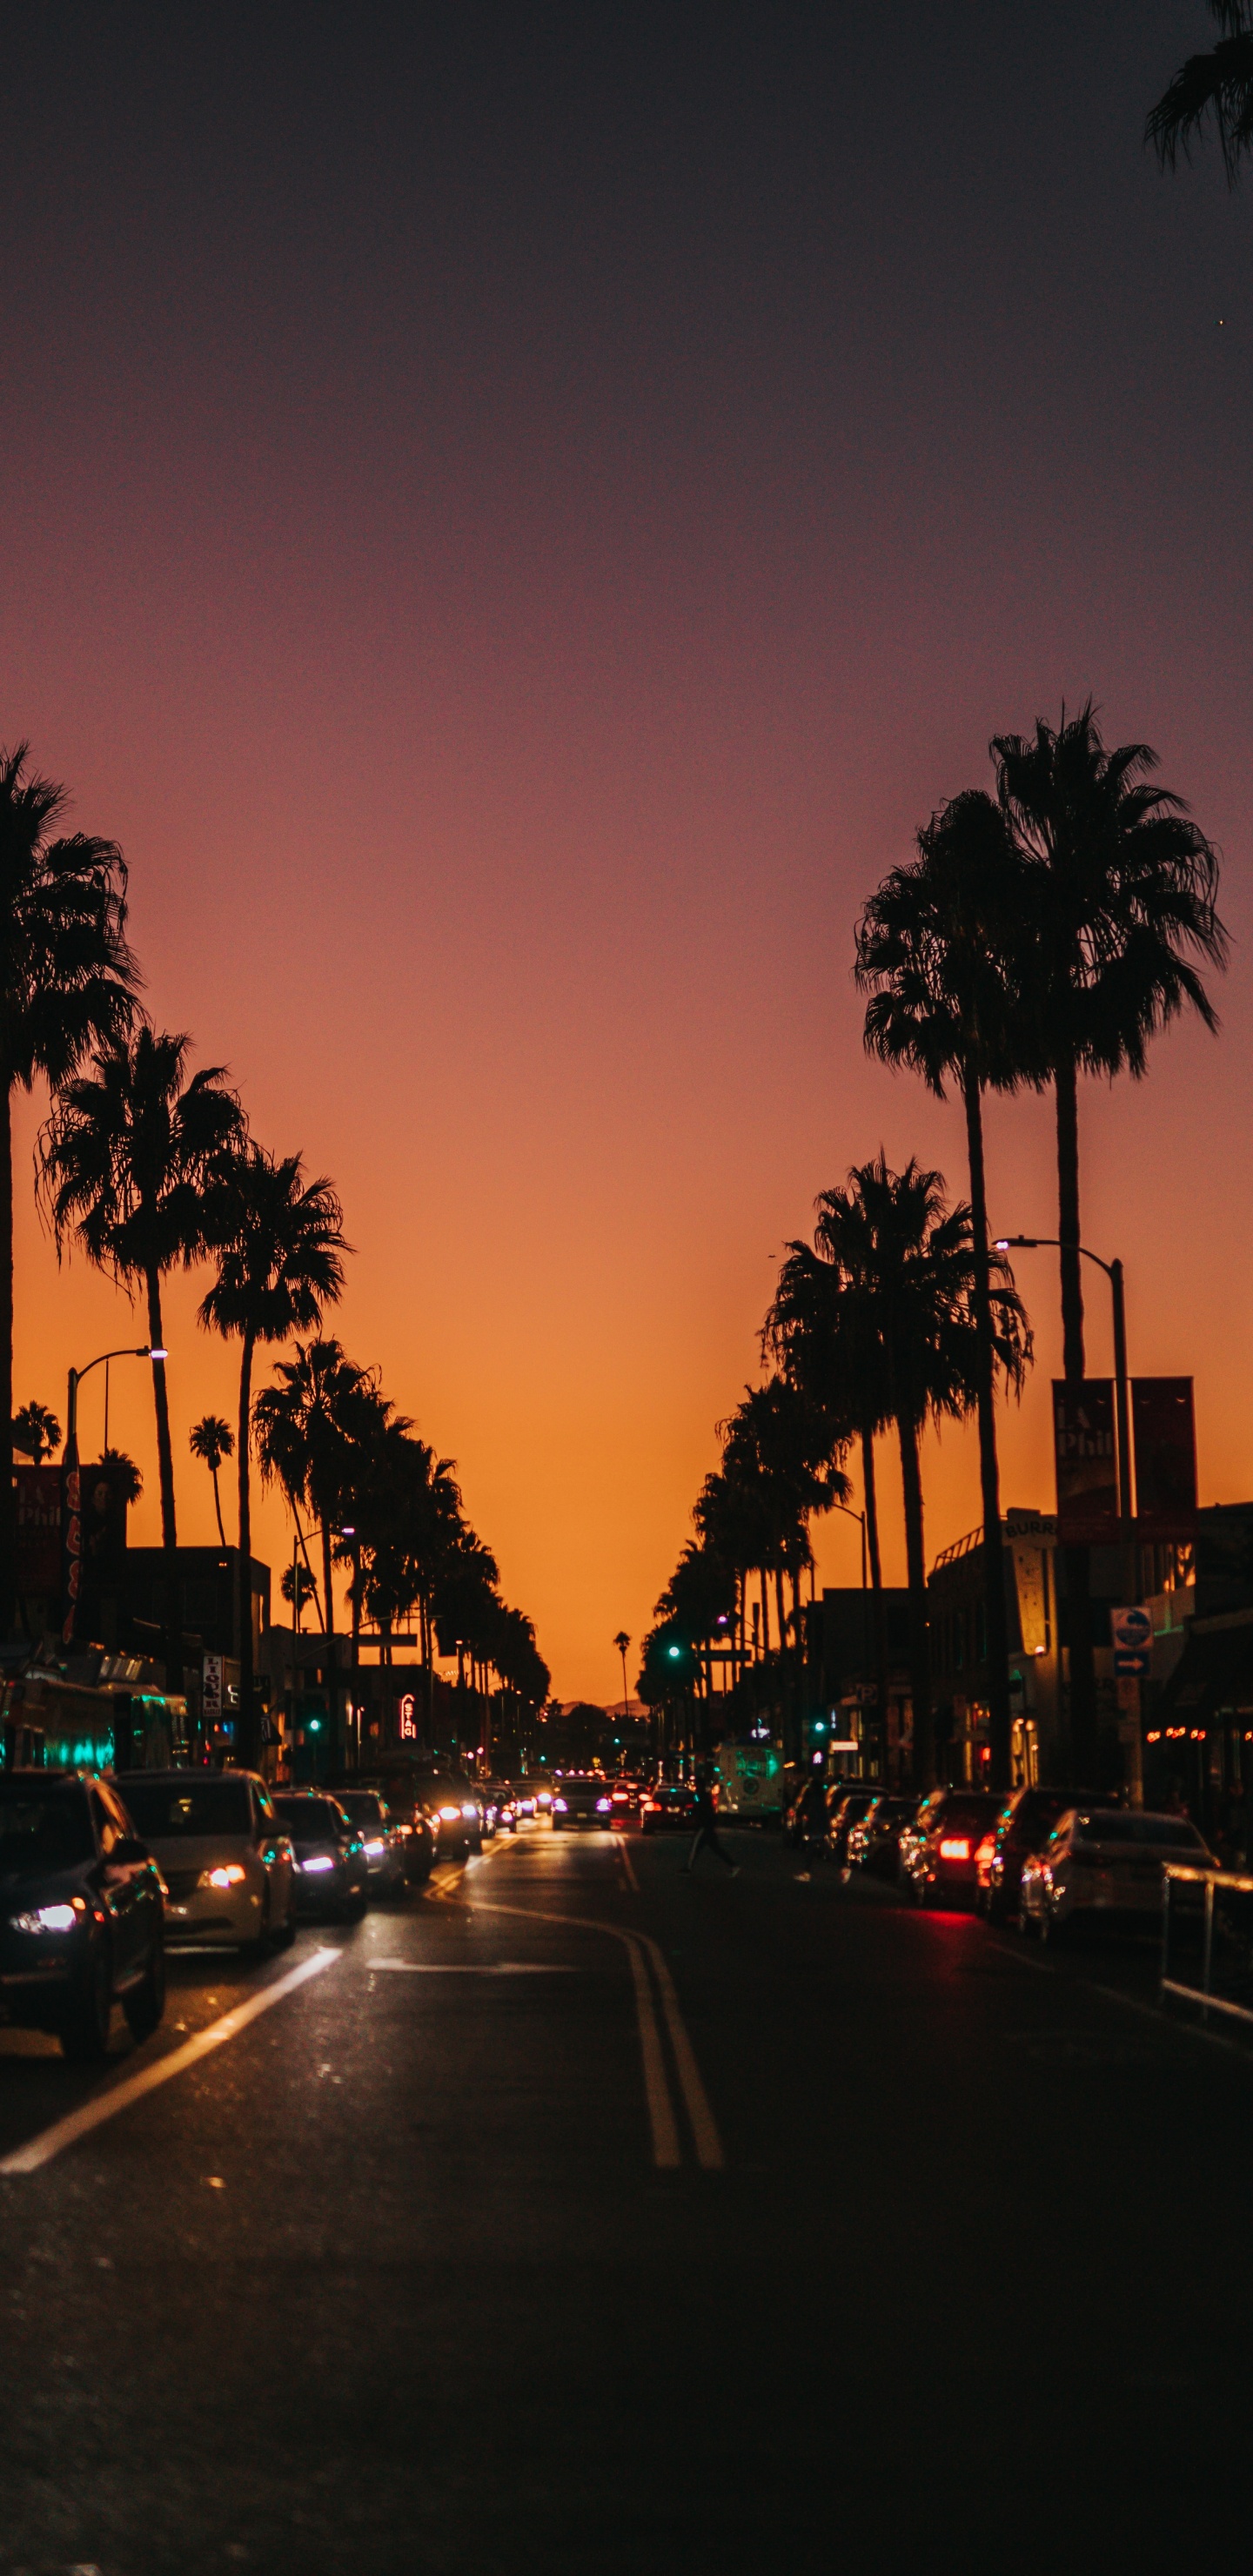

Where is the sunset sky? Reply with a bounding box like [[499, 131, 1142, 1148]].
[[2, 3, 1250, 1702]]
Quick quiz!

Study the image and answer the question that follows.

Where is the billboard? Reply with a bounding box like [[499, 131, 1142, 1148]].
[[15, 1465, 63, 1593], [1053, 1380, 1118, 1545], [1132, 1378, 1196, 1544]]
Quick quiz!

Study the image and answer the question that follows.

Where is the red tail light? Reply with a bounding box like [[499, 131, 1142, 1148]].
[[939, 1836, 971, 1860], [974, 1835, 995, 1865], [642, 1800, 659, 1813]]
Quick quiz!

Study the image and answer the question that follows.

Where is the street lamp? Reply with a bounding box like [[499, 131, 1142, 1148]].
[[994, 1237, 1131, 1537], [62, 1343, 163, 1647]]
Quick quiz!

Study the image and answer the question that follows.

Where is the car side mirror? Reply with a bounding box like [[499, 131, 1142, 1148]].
[[115, 1835, 149, 1865]]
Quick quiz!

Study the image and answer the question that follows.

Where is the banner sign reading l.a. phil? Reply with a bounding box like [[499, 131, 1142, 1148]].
[[1131, 1378, 1197, 1544], [1053, 1380, 1118, 1545]]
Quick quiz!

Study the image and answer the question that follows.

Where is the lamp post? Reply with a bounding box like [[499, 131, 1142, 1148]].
[[62, 1343, 161, 1647]]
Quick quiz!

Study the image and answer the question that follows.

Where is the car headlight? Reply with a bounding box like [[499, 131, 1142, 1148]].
[[10, 1900, 84, 1934], [301, 1855, 336, 1874], [439, 1805, 459, 1821], [553, 1796, 568, 1813], [596, 1797, 611, 1812], [363, 1838, 386, 1857], [461, 1803, 477, 1821], [201, 1864, 247, 1889]]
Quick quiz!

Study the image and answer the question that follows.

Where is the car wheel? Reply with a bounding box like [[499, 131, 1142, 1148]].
[[123, 1929, 165, 2043], [60, 1941, 112, 2063]]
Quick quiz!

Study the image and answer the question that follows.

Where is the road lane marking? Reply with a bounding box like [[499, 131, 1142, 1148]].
[[0, 1947, 339, 2177], [615, 1836, 640, 1893], [433, 1884, 714, 2170], [368, 1960, 578, 1974], [635, 1932, 725, 2170]]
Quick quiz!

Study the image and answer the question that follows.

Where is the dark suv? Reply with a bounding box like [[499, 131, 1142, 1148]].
[[0, 1770, 165, 2061], [977, 1785, 1116, 1924]]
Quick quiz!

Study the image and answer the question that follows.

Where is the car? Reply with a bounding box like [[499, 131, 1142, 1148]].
[[825, 1788, 882, 1868], [510, 1782, 537, 1818], [351, 1775, 437, 1882], [1018, 1807, 1216, 1942], [900, 1788, 1004, 1908], [117, 1768, 297, 1955], [332, 1790, 408, 1899], [846, 1794, 918, 1877], [532, 1783, 556, 1817], [975, 1785, 1116, 1925], [606, 1777, 644, 1828], [787, 1771, 833, 1855], [640, 1781, 698, 1835], [482, 1781, 519, 1831], [271, 1792, 370, 1920], [0, 1768, 165, 2062], [551, 1775, 613, 1830], [417, 1777, 482, 1859]]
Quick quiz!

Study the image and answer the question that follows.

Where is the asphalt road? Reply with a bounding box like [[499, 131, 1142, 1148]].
[[2, 1819, 1250, 2576]]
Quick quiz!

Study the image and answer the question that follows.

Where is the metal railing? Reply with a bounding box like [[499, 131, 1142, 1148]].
[[1162, 1863, 1253, 2028]]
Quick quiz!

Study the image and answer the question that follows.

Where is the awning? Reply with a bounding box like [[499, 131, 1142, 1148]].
[[1155, 1623, 1253, 1730]]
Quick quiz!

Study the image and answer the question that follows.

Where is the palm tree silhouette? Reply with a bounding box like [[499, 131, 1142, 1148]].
[[12, 1399, 63, 1465], [613, 1629, 632, 1726], [254, 1338, 379, 1761], [0, 743, 135, 1625], [40, 1024, 244, 1690], [772, 1158, 1028, 1788], [857, 790, 1034, 1784], [200, 1147, 347, 1765], [993, 707, 1224, 1383], [189, 1415, 235, 1549], [1148, 3, 1253, 181]]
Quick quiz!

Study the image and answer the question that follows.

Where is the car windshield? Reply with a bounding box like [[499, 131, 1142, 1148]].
[[1074, 1812, 1206, 1849], [120, 1778, 252, 1839], [336, 1794, 385, 1826], [274, 1797, 344, 1838], [0, 1784, 96, 1869]]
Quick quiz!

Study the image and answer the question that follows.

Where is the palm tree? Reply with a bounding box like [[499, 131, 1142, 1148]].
[[40, 1024, 245, 1689], [253, 1338, 379, 1760], [0, 744, 136, 1627], [613, 1629, 632, 1724], [189, 1415, 234, 1549], [1148, 3, 1253, 180], [12, 1399, 62, 1464], [771, 1159, 1029, 1788], [856, 790, 1034, 1784], [199, 1147, 348, 1766], [280, 1559, 319, 1625]]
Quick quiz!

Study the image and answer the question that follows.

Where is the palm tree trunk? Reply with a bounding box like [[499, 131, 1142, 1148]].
[[1055, 1048, 1097, 1775], [236, 1330, 258, 1769], [896, 1414, 934, 1789], [862, 1424, 890, 1771], [963, 1068, 1012, 1787], [210, 1464, 227, 1552], [145, 1268, 182, 1695], [0, 1080, 15, 1639], [320, 1516, 337, 1768], [760, 1568, 770, 1657]]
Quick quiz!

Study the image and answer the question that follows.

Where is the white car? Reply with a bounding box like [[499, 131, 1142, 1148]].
[[117, 1768, 297, 1956], [1018, 1808, 1213, 1940]]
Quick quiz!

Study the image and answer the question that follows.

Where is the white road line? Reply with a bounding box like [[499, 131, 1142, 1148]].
[[635, 1931, 725, 2170], [368, 1960, 577, 1975], [624, 1933, 680, 2166], [615, 1836, 640, 1894], [0, 1948, 339, 2177]]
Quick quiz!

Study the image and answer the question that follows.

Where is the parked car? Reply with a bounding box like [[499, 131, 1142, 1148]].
[[1018, 1807, 1215, 1941], [416, 1777, 482, 1859], [901, 1788, 1004, 1908], [332, 1790, 408, 1899], [118, 1768, 297, 1955], [847, 1794, 918, 1878], [271, 1793, 370, 1920], [551, 1775, 613, 1830], [0, 1769, 165, 2062], [825, 1788, 882, 1868], [787, 1771, 833, 1854], [976, 1785, 1116, 1924], [640, 1782, 698, 1835]]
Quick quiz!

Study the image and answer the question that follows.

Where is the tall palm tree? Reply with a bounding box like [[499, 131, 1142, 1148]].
[[253, 1338, 379, 1760], [856, 790, 1033, 1784], [991, 708, 1223, 1774], [200, 1147, 347, 1766], [1148, 3, 1253, 181], [40, 1024, 245, 1689], [0, 744, 136, 1627], [772, 1159, 1029, 1788], [189, 1415, 234, 1548], [613, 1629, 632, 1723]]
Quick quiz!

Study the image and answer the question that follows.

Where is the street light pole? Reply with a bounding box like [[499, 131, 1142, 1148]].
[[62, 1343, 160, 1649]]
